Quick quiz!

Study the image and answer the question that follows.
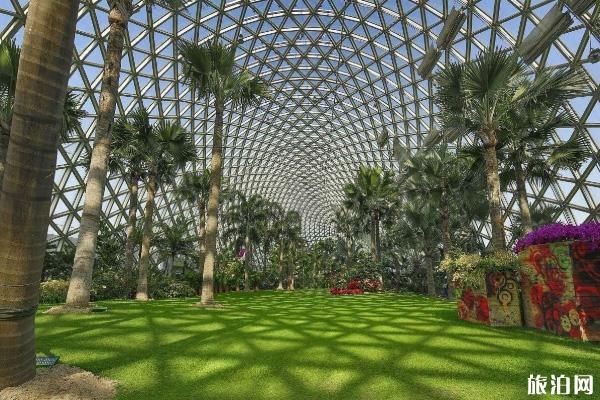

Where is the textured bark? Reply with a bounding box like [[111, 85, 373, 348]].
[[122, 176, 138, 298], [0, 125, 9, 189], [346, 237, 353, 267], [276, 243, 284, 290], [370, 214, 380, 263], [196, 198, 206, 291], [0, 0, 78, 389], [136, 173, 157, 301], [515, 163, 533, 235], [483, 140, 507, 251], [66, 4, 129, 308], [200, 105, 224, 305]]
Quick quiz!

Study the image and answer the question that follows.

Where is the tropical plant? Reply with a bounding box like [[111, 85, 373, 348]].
[[155, 216, 198, 277], [278, 211, 303, 290], [69, 0, 182, 310], [174, 169, 211, 283], [0, 0, 79, 389], [223, 192, 269, 290], [434, 48, 588, 251], [136, 121, 196, 300], [179, 39, 270, 305], [332, 205, 363, 266], [343, 166, 397, 262]]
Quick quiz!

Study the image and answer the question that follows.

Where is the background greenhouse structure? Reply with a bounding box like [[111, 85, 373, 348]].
[[1, 0, 600, 399], [1, 0, 599, 245]]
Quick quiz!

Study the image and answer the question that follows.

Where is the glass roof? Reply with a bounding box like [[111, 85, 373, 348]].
[[1, 0, 599, 244]]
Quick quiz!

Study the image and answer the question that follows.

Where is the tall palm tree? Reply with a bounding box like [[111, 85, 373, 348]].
[[155, 216, 197, 276], [174, 169, 211, 284], [343, 166, 397, 262], [69, 0, 182, 309], [277, 211, 302, 290], [499, 109, 590, 235], [259, 200, 284, 271], [110, 108, 152, 292], [0, 0, 79, 389], [434, 49, 588, 250], [223, 192, 268, 290], [136, 121, 195, 300], [180, 39, 270, 305]]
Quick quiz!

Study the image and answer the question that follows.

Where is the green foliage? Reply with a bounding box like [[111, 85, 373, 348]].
[[39, 280, 70, 304], [439, 250, 519, 289], [149, 277, 196, 299], [42, 243, 75, 281]]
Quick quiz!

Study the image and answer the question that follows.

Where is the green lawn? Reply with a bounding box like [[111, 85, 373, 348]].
[[36, 291, 599, 400]]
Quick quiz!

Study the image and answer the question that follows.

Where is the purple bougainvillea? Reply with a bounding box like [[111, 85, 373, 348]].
[[513, 222, 600, 253]]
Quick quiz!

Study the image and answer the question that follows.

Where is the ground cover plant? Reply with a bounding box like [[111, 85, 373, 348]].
[[36, 290, 600, 400]]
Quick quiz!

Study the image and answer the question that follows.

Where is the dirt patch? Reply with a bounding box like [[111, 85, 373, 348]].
[[45, 306, 92, 314], [0, 365, 116, 400]]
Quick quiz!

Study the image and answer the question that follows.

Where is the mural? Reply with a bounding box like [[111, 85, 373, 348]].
[[456, 272, 521, 326], [519, 241, 600, 341]]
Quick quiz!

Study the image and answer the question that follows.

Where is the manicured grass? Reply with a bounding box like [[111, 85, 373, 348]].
[[37, 291, 599, 399]]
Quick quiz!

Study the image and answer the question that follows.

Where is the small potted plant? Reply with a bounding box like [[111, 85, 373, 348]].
[[440, 251, 522, 326], [514, 222, 600, 341]]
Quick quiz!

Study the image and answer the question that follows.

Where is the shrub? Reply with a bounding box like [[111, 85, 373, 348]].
[[513, 222, 600, 253], [39, 280, 69, 304], [150, 278, 196, 299], [439, 251, 519, 289]]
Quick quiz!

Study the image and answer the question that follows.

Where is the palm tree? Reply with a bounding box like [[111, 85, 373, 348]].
[[0, 0, 79, 389], [343, 166, 397, 262], [111, 108, 152, 291], [499, 109, 590, 235], [223, 192, 268, 290], [259, 200, 284, 271], [434, 49, 588, 250], [69, 0, 182, 309], [508, 204, 561, 240], [332, 205, 362, 267], [136, 121, 195, 300], [180, 39, 270, 305], [276, 211, 302, 290], [174, 169, 211, 284], [155, 216, 197, 276]]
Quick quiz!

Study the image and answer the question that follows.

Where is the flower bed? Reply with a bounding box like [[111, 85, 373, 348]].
[[513, 222, 600, 254], [518, 240, 600, 341], [442, 252, 522, 326]]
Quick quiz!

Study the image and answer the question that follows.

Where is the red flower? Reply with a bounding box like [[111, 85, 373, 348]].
[[462, 289, 475, 309], [475, 295, 489, 322], [544, 265, 566, 297], [458, 302, 469, 320], [530, 283, 544, 306]]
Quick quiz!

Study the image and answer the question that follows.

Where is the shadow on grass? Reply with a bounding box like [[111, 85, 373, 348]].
[[35, 291, 600, 400]]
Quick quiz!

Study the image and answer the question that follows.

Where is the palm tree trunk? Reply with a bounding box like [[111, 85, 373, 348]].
[[123, 175, 138, 298], [196, 198, 206, 280], [200, 104, 224, 305], [136, 172, 157, 301], [515, 163, 533, 235], [0, 0, 78, 389], [346, 237, 353, 266], [424, 247, 436, 297], [370, 214, 378, 262], [0, 125, 9, 189], [276, 243, 284, 290], [66, 4, 129, 308], [482, 140, 507, 251], [244, 234, 250, 291], [440, 198, 454, 299]]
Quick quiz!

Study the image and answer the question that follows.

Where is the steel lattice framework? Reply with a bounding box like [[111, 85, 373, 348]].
[[1, 0, 599, 246]]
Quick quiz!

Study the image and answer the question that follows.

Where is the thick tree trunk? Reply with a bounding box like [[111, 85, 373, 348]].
[[200, 104, 224, 305], [276, 243, 284, 290], [136, 172, 157, 301], [346, 237, 353, 267], [515, 163, 532, 235], [0, 0, 78, 389], [440, 198, 454, 299], [0, 126, 9, 189], [196, 198, 206, 279], [66, 5, 129, 308], [122, 175, 138, 298], [483, 140, 506, 251]]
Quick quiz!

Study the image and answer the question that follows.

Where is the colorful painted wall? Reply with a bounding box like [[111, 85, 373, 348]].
[[456, 272, 521, 326], [519, 241, 600, 341]]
